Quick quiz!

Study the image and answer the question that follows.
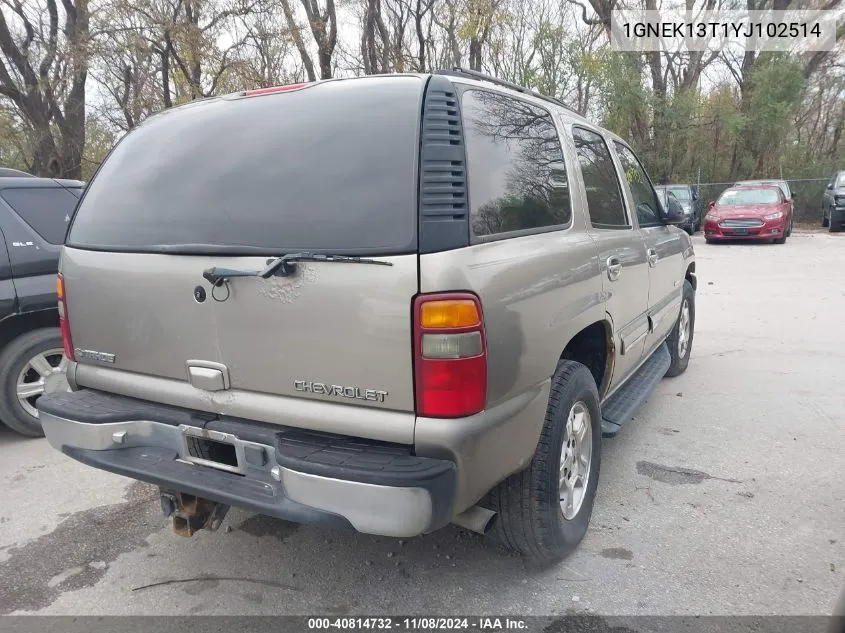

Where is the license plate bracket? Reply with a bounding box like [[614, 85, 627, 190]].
[[180, 426, 243, 474]]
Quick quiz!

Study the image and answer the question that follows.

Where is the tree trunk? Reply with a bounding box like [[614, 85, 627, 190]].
[[280, 0, 317, 81]]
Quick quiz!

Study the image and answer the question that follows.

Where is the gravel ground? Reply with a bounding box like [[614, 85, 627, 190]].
[[1, 232, 843, 619]]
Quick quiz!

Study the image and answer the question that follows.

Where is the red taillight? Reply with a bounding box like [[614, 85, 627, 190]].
[[242, 83, 308, 97], [413, 293, 487, 418], [57, 274, 75, 361]]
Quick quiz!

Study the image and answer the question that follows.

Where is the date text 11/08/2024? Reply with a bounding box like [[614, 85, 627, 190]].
[[307, 618, 528, 630]]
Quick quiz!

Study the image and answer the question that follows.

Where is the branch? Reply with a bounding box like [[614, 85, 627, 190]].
[[280, 0, 316, 81], [60, 0, 75, 21], [206, 40, 241, 95], [7, 0, 35, 55], [803, 21, 845, 79], [38, 0, 60, 82], [327, 0, 338, 52], [165, 31, 195, 89], [564, 0, 608, 27], [0, 7, 39, 90]]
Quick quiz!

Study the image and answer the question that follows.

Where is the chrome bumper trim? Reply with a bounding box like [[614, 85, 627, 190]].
[[41, 413, 433, 538]]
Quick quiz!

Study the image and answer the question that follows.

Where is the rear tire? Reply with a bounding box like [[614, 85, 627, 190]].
[[665, 280, 695, 378], [489, 360, 601, 565], [0, 328, 67, 437]]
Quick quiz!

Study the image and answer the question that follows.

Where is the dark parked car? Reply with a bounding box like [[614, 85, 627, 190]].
[[654, 184, 700, 234], [0, 174, 84, 436], [822, 171, 845, 232]]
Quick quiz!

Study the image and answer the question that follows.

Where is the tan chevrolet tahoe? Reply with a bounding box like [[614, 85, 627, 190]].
[[37, 68, 696, 563]]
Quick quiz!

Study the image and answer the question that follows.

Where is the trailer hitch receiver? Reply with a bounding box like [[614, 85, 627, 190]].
[[160, 490, 230, 537]]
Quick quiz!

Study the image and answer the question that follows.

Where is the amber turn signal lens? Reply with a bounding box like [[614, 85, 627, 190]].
[[56, 275, 64, 299], [420, 300, 480, 329]]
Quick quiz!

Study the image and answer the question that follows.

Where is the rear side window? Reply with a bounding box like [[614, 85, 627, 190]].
[[68, 77, 423, 255], [462, 90, 571, 238], [572, 127, 629, 229], [1, 187, 79, 244]]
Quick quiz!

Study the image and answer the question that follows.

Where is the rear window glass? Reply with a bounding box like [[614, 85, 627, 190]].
[[68, 77, 423, 255], [667, 186, 690, 200], [1, 187, 79, 244]]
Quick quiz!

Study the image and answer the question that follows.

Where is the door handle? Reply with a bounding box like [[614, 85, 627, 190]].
[[606, 256, 622, 281], [647, 248, 659, 267]]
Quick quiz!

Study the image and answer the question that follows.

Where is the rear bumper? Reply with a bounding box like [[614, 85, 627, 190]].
[[38, 390, 457, 538]]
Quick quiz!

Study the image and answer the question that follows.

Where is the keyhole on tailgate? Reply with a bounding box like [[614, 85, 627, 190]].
[[193, 286, 207, 303]]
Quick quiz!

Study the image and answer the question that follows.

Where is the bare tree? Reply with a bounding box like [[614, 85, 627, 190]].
[[465, 0, 501, 70], [93, 1, 159, 131], [409, 0, 435, 71], [238, 8, 299, 86], [433, 0, 462, 67], [298, 0, 338, 78], [279, 0, 316, 80], [0, 0, 90, 177], [361, 0, 391, 73]]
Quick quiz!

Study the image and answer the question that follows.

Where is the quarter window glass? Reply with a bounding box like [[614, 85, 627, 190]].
[[0, 187, 79, 244], [462, 89, 572, 237]]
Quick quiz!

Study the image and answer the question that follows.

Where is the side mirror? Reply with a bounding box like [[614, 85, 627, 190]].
[[791, 191, 797, 199], [658, 195, 686, 225], [692, 190, 699, 201], [708, 200, 716, 210], [827, 183, 834, 190]]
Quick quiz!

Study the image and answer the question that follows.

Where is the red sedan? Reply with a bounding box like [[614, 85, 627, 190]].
[[704, 185, 794, 244]]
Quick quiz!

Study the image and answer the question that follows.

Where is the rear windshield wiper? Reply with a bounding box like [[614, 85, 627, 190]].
[[202, 252, 393, 286]]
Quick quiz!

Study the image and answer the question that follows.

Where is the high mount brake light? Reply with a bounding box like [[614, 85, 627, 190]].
[[413, 293, 487, 418], [242, 83, 309, 97], [57, 274, 75, 361]]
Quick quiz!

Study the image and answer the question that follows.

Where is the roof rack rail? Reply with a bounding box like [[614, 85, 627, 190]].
[[433, 67, 581, 116]]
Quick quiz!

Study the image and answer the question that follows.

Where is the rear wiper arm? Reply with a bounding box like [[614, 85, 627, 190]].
[[202, 252, 393, 286], [259, 252, 393, 278]]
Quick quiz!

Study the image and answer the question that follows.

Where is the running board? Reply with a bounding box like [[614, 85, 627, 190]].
[[601, 342, 671, 437]]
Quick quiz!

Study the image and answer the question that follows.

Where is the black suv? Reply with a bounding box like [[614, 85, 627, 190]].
[[822, 171, 845, 232], [0, 173, 84, 436], [654, 184, 700, 234]]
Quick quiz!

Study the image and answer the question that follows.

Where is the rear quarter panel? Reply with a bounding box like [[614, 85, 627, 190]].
[[419, 227, 603, 408]]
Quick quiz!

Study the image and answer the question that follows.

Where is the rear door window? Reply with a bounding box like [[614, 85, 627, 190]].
[[0, 187, 79, 244], [614, 143, 662, 228], [572, 127, 629, 229], [68, 77, 424, 255], [462, 89, 572, 237]]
